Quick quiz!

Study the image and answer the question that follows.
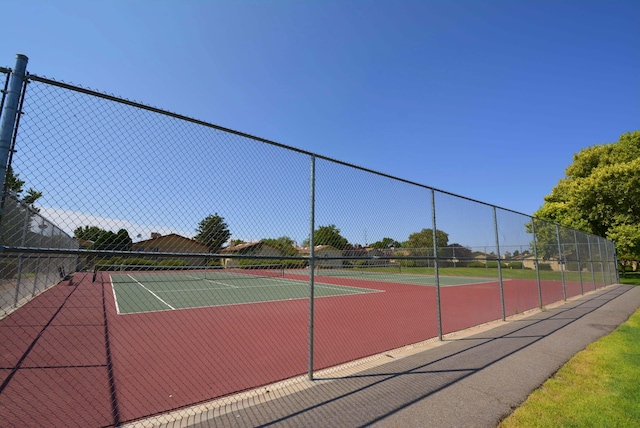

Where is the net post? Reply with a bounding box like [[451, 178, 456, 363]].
[[0, 54, 28, 201]]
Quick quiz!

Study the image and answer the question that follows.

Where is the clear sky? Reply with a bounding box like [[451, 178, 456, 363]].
[[1, 0, 638, 246]]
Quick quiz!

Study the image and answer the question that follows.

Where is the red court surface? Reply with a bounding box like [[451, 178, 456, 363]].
[[0, 272, 604, 426]]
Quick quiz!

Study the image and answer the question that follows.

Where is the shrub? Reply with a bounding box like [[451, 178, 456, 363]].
[[122, 258, 158, 267], [0, 259, 18, 279], [467, 261, 485, 268], [486, 261, 509, 268], [538, 263, 552, 271], [157, 259, 188, 267], [508, 262, 523, 269]]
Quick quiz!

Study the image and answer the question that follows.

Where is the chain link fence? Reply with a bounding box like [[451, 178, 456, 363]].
[[0, 191, 78, 316], [0, 63, 619, 427]]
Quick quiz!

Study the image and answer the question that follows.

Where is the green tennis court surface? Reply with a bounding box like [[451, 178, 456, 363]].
[[107, 268, 379, 314], [305, 267, 499, 287]]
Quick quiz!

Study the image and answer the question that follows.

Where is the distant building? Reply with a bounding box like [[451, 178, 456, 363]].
[[298, 245, 342, 268], [131, 233, 209, 265], [219, 241, 282, 268]]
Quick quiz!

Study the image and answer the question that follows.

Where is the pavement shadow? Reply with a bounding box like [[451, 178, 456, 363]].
[[189, 285, 634, 428]]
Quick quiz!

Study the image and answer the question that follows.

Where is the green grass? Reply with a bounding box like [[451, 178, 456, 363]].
[[399, 266, 609, 283], [499, 304, 640, 427], [620, 272, 640, 286]]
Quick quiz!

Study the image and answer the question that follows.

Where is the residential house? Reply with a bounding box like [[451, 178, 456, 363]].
[[219, 241, 282, 268], [131, 233, 209, 265], [298, 245, 342, 268]]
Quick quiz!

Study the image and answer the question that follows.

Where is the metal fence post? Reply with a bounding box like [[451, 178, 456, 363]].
[[531, 219, 543, 308], [308, 155, 316, 380], [493, 207, 506, 320], [555, 224, 567, 301], [597, 238, 605, 287], [611, 242, 624, 284], [574, 230, 584, 295], [0, 54, 28, 202], [603, 238, 611, 285], [586, 234, 596, 290], [431, 190, 442, 340], [12, 201, 31, 307]]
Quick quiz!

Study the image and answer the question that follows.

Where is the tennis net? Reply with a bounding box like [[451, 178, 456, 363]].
[[314, 263, 401, 277], [92, 263, 286, 284]]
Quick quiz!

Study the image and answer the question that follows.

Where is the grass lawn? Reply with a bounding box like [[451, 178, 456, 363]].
[[498, 283, 640, 427], [620, 272, 640, 286], [399, 265, 610, 283]]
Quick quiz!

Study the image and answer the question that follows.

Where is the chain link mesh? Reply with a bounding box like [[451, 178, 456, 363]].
[[0, 70, 619, 426]]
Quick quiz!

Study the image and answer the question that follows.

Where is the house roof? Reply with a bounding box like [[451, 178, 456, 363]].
[[75, 237, 94, 248], [131, 233, 208, 248], [219, 241, 280, 254], [297, 245, 340, 254]]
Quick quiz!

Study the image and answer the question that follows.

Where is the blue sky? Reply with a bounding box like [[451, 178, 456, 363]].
[[1, 0, 638, 247]]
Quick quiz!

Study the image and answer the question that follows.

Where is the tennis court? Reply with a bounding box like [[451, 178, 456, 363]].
[[300, 265, 500, 287], [94, 264, 380, 315]]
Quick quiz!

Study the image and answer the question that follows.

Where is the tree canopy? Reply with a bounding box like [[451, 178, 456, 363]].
[[74, 226, 109, 242], [74, 226, 133, 251], [5, 166, 42, 205], [262, 236, 298, 256], [403, 228, 449, 250], [370, 237, 402, 249], [533, 131, 640, 265], [92, 229, 133, 251], [304, 224, 350, 249], [194, 213, 231, 253]]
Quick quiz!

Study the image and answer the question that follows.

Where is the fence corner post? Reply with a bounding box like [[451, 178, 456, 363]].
[[0, 54, 29, 203]]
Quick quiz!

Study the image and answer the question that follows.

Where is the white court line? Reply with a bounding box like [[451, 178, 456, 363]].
[[314, 283, 380, 294], [110, 276, 122, 314], [126, 274, 176, 310], [184, 274, 240, 289]]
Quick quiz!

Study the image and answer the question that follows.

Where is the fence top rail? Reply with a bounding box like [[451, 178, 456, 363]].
[[20, 72, 617, 244], [24, 72, 541, 220]]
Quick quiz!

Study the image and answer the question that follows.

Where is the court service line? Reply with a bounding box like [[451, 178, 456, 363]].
[[315, 283, 381, 294], [185, 274, 240, 288], [126, 274, 176, 310]]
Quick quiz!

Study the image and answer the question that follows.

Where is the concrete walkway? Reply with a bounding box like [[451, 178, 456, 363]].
[[172, 284, 640, 428]]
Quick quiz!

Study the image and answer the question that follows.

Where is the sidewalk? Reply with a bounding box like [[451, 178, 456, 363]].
[[181, 284, 640, 428]]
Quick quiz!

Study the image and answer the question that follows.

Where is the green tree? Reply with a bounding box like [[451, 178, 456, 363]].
[[370, 237, 402, 249], [404, 228, 449, 250], [194, 213, 231, 253], [262, 236, 298, 256], [607, 224, 640, 274], [0, 167, 43, 246], [403, 228, 449, 266], [4, 166, 42, 205], [303, 224, 350, 249], [74, 226, 110, 242], [533, 131, 640, 264], [440, 243, 473, 266], [92, 229, 132, 251]]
